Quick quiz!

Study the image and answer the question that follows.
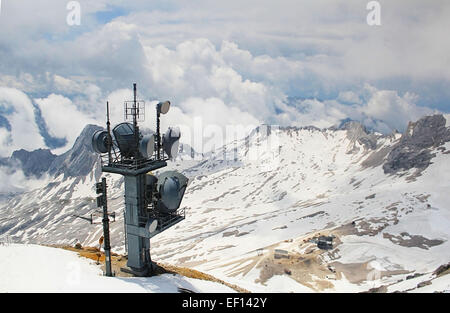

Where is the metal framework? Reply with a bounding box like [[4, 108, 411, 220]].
[[124, 100, 145, 123], [96, 83, 185, 276]]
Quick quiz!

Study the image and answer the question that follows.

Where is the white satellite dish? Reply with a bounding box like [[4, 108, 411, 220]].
[[139, 133, 155, 158], [146, 219, 158, 234], [158, 101, 170, 115]]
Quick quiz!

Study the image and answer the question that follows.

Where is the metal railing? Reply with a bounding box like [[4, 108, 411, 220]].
[[139, 205, 185, 233], [99, 146, 169, 172]]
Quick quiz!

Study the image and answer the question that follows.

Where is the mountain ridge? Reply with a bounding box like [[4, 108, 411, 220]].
[[4, 114, 446, 181]]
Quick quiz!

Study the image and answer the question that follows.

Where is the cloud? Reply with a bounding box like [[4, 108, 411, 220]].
[[338, 91, 362, 105], [270, 85, 435, 133], [275, 98, 350, 129], [160, 97, 261, 152], [0, 1, 448, 158], [0, 87, 45, 157], [1, 1, 450, 111], [34, 94, 97, 154], [113, 1, 450, 101], [0, 165, 50, 194], [141, 39, 292, 126], [360, 86, 435, 132]]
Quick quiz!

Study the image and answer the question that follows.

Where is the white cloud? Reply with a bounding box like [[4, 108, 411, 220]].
[[136, 96, 261, 154], [275, 98, 350, 129], [360, 86, 435, 132], [105, 88, 132, 124], [1, 0, 450, 97], [0, 165, 49, 193], [338, 91, 362, 104], [34, 94, 97, 154], [142, 38, 286, 124], [114, 0, 450, 87], [0, 128, 12, 157], [267, 85, 436, 134], [0, 1, 448, 158], [0, 87, 45, 157]]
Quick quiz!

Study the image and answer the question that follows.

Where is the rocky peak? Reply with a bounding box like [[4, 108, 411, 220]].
[[340, 120, 378, 151], [403, 115, 449, 148], [47, 124, 103, 178], [383, 114, 450, 175]]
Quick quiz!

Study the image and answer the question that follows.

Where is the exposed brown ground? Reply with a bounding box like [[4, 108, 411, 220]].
[[52, 244, 249, 293], [210, 223, 418, 292], [205, 229, 344, 292], [255, 248, 337, 291], [382, 232, 444, 250]]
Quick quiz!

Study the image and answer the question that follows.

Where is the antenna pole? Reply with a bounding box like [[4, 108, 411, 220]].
[[106, 101, 112, 164], [133, 83, 137, 129], [98, 177, 113, 277], [133, 83, 140, 159], [156, 107, 161, 159]]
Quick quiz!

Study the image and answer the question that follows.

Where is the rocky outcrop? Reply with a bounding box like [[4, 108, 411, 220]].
[[11, 149, 57, 177], [2, 124, 103, 179], [47, 124, 103, 178], [383, 115, 450, 174], [340, 121, 379, 152], [0, 149, 56, 178]]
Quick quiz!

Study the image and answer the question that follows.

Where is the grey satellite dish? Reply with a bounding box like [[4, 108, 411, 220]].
[[146, 218, 158, 234], [92, 130, 109, 154], [162, 127, 181, 159], [113, 122, 139, 158], [139, 133, 155, 158], [157, 171, 188, 213], [157, 101, 170, 114]]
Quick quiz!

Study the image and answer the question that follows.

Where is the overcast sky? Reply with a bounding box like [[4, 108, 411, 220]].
[[0, 0, 449, 158]]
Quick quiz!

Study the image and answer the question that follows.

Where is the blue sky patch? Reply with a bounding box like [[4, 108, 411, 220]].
[[94, 6, 129, 24]]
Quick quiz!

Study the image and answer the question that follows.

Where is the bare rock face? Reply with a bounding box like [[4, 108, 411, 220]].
[[47, 124, 103, 178], [383, 115, 450, 174], [8, 149, 56, 178], [0, 125, 102, 181], [340, 121, 378, 151]]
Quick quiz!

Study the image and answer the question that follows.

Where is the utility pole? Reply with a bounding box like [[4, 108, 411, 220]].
[[96, 177, 113, 277]]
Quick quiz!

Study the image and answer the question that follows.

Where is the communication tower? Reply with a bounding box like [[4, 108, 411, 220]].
[[92, 83, 187, 276]]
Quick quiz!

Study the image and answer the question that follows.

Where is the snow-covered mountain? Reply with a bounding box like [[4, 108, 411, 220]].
[[1, 114, 449, 293]]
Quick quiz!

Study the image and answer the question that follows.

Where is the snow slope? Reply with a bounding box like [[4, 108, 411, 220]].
[[0, 244, 235, 293], [150, 124, 450, 292]]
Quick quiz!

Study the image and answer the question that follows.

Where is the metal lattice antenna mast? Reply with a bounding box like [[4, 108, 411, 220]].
[[133, 83, 140, 159], [133, 83, 137, 128]]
